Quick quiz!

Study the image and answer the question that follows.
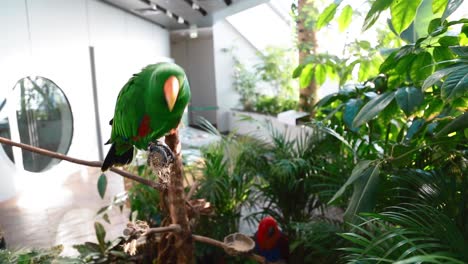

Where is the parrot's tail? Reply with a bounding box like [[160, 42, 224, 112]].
[[101, 143, 134, 171]]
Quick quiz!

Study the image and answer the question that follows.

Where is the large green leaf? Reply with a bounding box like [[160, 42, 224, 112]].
[[435, 111, 468, 137], [380, 51, 397, 73], [441, 0, 464, 21], [315, 64, 327, 85], [449, 46, 468, 57], [410, 52, 434, 83], [338, 5, 353, 32], [300, 64, 314, 88], [390, 0, 423, 34], [395, 87, 424, 116], [344, 164, 381, 223], [406, 118, 426, 140], [344, 99, 363, 131], [432, 0, 448, 14], [363, 0, 394, 31], [441, 66, 468, 101], [97, 173, 107, 199], [422, 64, 465, 90], [353, 91, 396, 127], [316, 3, 338, 30], [329, 160, 374, 204], [292, 64, 304, 78], [438, 36, 460, 46], [433, 46, 455, 62]]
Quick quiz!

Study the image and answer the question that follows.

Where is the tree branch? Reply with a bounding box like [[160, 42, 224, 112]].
[[0, 136, 161, 190], [144, 224, 181, 236]]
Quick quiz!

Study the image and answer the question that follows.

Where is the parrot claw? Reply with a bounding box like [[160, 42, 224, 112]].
[[147, 141, 175, 167]]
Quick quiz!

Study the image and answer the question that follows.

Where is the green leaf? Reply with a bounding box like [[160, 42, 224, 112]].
[[422, 64, 465, 90], [406, 118, 426, 140], [344, 99, 363, 131], [316, 3, 338, 30], [94, 222, 107, 251], [358, 60, 370, 81], [97, 173, 107, 199], [438, 36, 459, 46], [390, 0, 423, 34], [442, 66, 468, 101], [427, 18, 442, 34], [380, 51, 397, 73], [300, 64, 314, 88], [292, 64, 304, 78], [395, 87, 424, 116], [344, 164, 381, 223], [363, 0, 394, 31], [102, 213, 110, 224], [449, 46, 468, 57], [441, 0, 464, 21], [435, 112, 468, 137], [353, 92, 397, 127], [329, 160, 374, 204], [432, 0, 448, 14], [338, 5, 353, 32], [410, 51, 433, 82], [433, 46, 455, 62], [315, 64, 327, 85]]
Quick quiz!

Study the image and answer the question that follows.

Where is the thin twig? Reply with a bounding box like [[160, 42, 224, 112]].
[[0, 136, 161, 190], [144, 224, 181, 236], [186, 180, 199, 201], [192, 235, 266, 264]]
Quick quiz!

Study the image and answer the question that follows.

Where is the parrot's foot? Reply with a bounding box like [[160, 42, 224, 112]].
[[147, 141, 176, 189]]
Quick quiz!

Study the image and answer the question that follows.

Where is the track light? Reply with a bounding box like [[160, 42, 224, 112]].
[[192, 3, 200, 10], [189, 24, 198, 38], [166, 10, 173, 18], [177, 17, 185, 24]]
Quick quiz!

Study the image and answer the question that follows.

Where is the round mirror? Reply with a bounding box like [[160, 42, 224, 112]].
[[0, 76, 73, 172]]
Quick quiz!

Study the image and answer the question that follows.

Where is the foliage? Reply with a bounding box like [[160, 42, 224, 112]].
[[0, 246, 79, 264], [226, 46, 299, 115]]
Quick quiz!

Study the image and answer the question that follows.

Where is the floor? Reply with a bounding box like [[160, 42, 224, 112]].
[[0, 167, 129, 256]]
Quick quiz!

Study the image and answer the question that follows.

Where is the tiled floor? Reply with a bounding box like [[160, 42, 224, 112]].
[[0, 167, 129, 256]]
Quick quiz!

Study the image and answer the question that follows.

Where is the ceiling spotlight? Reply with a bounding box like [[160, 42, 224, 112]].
[[177, 17, 185, 24], [151, 3, 157, 10], [190, 24, 198, 38], [192, 3, 200, 10], [166, 10, 173, 18]]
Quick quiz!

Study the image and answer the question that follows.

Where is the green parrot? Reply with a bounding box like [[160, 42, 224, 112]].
[[101, 62, 191, 171]]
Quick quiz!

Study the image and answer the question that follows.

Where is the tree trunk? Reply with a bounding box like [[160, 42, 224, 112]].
[[297, 0, 319, 114], [158, 130, 193, 263]]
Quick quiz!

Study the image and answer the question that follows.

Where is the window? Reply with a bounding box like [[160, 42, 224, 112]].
[[0, 76, 73, 172]]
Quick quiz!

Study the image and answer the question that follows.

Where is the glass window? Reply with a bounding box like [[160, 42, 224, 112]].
[[0, 76, 73, 172]]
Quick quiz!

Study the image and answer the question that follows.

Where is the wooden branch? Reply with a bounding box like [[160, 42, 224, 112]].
[[192, 235, 266, 264], [0, 136, 161, 190], [144, 224, 181, 236], [186, 180, 198, 201]]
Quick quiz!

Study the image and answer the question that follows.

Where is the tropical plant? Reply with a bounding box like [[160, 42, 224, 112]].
[[0, 245, 79, 264]]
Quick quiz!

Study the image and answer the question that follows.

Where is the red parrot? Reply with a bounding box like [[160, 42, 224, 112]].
[[254, 216, 289, 263]]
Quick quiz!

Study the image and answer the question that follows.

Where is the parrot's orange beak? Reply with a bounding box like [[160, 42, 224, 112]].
[[164, 76, 179, 112]]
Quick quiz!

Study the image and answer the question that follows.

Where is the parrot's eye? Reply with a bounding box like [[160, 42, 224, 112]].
[[164, 76, 180, 112]]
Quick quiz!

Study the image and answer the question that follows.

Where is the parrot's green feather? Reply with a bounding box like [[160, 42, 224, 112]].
[[102, 62, 191, 170]]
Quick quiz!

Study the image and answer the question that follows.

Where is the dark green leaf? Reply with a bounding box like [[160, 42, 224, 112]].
[[315, 64, 327, 85], [390, 0, 423, 34], [329, 160, 374, 204], [344, 99, 363, 131], [102, 213, 110, 224], [449, 46, 468, 57], [395, 45, 416, 60], [97, 174, 107, 199], [422, 64, 465, 90], [314, 93, 337, 109], [395, 54, 416, 74], [292, 64, 305, 78], [441, 66, 468, 101], [435, 112, 468, 137], [427, 18, 442, 34], [441, 0, 464, 21], [338, 5, 353, 32], [300, 64, 314, 88], [94, 222, 106, 251], [438, 36, 459, 46], [433, 46, 455, 62], [432, 0, 448, 14], [363, 0, 394, 31], [410, 51, 433, 82], [344, 164, 381, 223], [316, 3, 338, 30], [395, 87, 424, 116], [353, 92, 397, 127], [380, 51, 397, 73], [406, 118, 426, 140]]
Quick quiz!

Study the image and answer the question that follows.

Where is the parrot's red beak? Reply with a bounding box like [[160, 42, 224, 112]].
[[164, 76, 180, 112]]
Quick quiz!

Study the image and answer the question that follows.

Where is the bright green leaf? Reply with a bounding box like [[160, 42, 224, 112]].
[[315, 64, 327, 85], [395, 87, 424, 116], [300, 64, 314, 88], [442, 67, 468, 101], [338, 5, 353, 32], [97, 173, 107, 199], [432, 0, 448, 14], [410, 51, 433, 82], [441, 0, 464, 21], [329, 160, 374, 204], [423, 64, 465, 90], [316, 3, 338, 30], [390, 0, 423, 34], [358, 60, 370, 81], [363, 0, 394, 31], [353, 91, 396, 127], [292, 64, 305, 78]]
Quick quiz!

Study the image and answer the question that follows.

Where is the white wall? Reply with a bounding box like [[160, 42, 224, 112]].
[[212, 20, 259, 132], [0, 0, 170, 200]]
